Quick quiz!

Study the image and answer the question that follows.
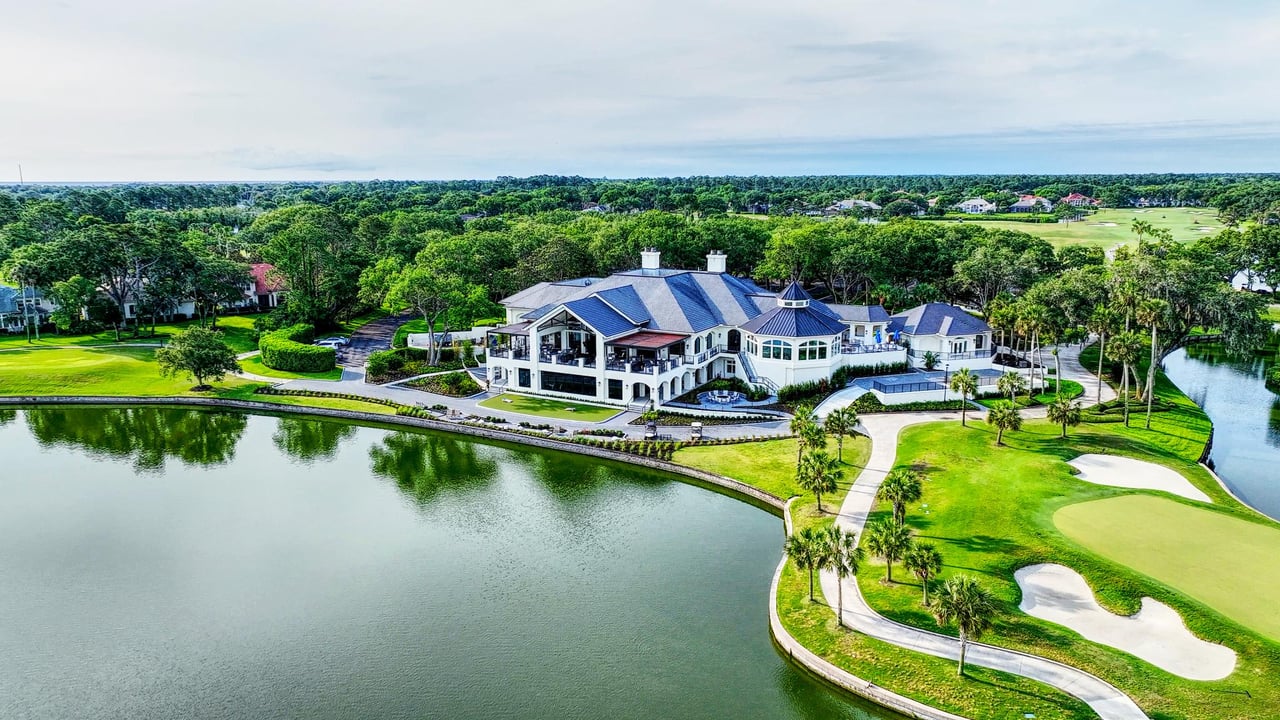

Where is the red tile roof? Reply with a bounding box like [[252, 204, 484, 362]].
[[251, 263, 285, 295]]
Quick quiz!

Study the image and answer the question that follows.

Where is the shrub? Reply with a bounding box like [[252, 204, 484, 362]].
[[1267, 366, 1280, 394], [259, 324, 336, 373], [405, 371, 482, 397], [851, 393, 966, 414]]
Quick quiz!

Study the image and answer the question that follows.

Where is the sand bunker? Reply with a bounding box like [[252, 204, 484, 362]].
[[1016, 564, 1236, 680], [1068, 454, 1211, 503]]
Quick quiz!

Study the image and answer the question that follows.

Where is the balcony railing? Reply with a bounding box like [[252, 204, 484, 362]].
[[906, 348, 994, 361], [605, 356, 683, 375], [841, 342, 902, 355], [682, 345, 726, 365]]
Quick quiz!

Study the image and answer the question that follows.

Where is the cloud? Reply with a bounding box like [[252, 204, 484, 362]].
[[1, 0, 1278, 180]]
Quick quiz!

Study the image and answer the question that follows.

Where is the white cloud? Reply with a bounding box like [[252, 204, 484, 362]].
[[2, 0, 1278, 180]]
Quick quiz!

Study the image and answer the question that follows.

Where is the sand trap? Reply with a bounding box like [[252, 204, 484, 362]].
[[1088, 222, 1118, 227], [1068, 454, 1211, 503], [1016, 564, 1236, 680]]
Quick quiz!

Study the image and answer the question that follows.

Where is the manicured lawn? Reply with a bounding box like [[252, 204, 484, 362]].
[[676, 435, 1093, 718], [976, 378, 1085, 409], [392, 318, 435, 347], [926, 207, 1227, 249], [860, 412, 1280, 719], [476, 393, 621, 422], [0, 314, 264, 354], [240, 354, 343, 381], [1056, 494, 1280, 641], [339, 307, 391, 334]]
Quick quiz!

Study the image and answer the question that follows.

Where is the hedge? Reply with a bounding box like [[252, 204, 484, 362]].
[[850, 393, 967, 414], [259, 324, 336, 373]]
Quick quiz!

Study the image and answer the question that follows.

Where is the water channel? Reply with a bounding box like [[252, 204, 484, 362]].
[[0, 406, 899, 720], [1163, 345, 1280, 521]]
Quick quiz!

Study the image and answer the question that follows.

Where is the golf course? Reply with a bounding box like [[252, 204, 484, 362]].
[[928, 207, 1228, 248]]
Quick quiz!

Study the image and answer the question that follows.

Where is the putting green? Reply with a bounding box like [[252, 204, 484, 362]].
[[1055, 495, 1280, 641]]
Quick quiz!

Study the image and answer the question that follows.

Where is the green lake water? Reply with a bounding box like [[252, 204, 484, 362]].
[[0, 406, 898, 720]]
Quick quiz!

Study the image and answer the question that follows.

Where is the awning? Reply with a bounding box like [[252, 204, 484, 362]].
[[606, 330, 687, 350], [488, 322, 531, 336]]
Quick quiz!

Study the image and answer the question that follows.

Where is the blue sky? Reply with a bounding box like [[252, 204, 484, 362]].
[[3, 0, 1278, 181]]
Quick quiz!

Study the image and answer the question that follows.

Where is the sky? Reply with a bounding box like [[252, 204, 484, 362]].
[[3, 0, 1280, 181]]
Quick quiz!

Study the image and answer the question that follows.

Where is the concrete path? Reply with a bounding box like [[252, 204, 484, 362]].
[[818, 411, 1150, 720]]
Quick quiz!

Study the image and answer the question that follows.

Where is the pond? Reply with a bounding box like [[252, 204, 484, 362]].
[[1163, 345, 1280, 521], [0, 407, 897, 720]]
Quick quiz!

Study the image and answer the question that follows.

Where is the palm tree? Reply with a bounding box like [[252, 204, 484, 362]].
[[904, 543, 943, 606], [922, 350, 940, 371], [823, 407, 858, 463], [797, 449, 842, 513], [930, 575, 997, 676], [985, 401, 1022, 446], [1046, 395, 1083, 438], [996, 370, 1026, 403], [865, 519, 912, 583], [1136, 298, 1169, 430], [790, 403, 816, 467], [785, 526, 823, 602], [1130, 219, 1154, 245], [879, 469, 923, 527], [1107, 331, 1145, 427], [948, 368, 978, 426], [1087, 305, 1119, 405], [821, 525, 864, 628]]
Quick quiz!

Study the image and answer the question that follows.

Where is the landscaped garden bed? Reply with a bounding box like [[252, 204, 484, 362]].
[[403, 371, 482, 397]]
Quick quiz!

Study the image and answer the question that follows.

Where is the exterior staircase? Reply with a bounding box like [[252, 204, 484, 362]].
[[737, 351, 779, 394]]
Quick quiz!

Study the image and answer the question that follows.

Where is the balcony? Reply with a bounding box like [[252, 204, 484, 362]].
[[907, 348, 994, 361], [682, 345, 726, 365], [605, 356, 683, 375], [841, 342, 902, 355]]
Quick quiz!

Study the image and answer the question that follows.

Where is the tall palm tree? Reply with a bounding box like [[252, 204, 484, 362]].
[[996, 370, 1026, 403], [790, 403, 816, 468], [904, 543, 943, 606], [985, 401, 1022, 446], [865, 519, 912, 583], [1107, 331, 1145, 427], [821, 525, 864, 628], [930, 575, 997, 676], [948, 368, 979, 426], [1087, 305, 1119, 405], [1046, 395, 1083, 438], [1136, 298, 1170, 430], [1130, 219, 1154, 245], [823, 406, 858, 463], [879, 469, 923, 527], [797, 449, 842, 513], [785, 526, 823, 602]]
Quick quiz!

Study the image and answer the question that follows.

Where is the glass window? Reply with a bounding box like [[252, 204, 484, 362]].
[[974, 334, 985, 349], [798, 340, 827, 361], [762, 340, 792, 360], [608, 379, 623, 400], [746, 336, 758, 355], [855, 325, 865, 337], [541, 370, 595, 396], [725, 359, 736, 375], [518, 368, 531, 387]]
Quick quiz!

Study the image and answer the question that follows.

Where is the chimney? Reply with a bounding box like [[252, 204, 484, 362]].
[[640, 248, 661, 270], [705, 250, 727, 273]]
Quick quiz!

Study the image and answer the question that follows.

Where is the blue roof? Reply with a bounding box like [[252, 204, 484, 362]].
[[595, 286, 651, 325], [562, 296, 637, 337], [739, 305, 847, 337], [0, 285, 40, 315], [778, 281, 810, 301], [889, 303, 991, 337], [663, 273, 723, 332], [522, 303, 556, 321]]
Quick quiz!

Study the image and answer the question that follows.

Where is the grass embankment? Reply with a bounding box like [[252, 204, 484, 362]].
[[0, 314, 264, 353], [975, 379, 1084, 409], [857, 346, 1280, 720], [926, 207, 1226, 249], [477, 393, 620, 422], [674, 437, 1097, 719], [240, 354, 343, 381], [0, 347, 396, 415]]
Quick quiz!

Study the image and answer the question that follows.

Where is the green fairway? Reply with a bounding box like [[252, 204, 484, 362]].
[[0, 314, 264, 354], [675, 435, 869, 506], [476, 393, 621, 422], [1056, 495, 1280, 641], [928, 207, 1227, 249], [241, 354, 343, 381], [0, 346, 247, 395]]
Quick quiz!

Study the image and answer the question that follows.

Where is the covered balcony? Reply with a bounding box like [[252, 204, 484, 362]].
[[605, 330, 688, 375]]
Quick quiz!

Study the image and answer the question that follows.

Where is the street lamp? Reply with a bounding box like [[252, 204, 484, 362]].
[[943, 363, 951, 400]]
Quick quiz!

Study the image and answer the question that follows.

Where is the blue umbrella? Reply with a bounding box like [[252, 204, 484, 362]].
[[874, 329, 882, 343]]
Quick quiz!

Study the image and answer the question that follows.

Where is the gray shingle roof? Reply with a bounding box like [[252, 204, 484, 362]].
[[888, 303, 990, 337], [827, 303, 890, 323]]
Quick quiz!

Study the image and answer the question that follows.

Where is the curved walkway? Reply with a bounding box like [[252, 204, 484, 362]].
[[818, 410, 1149, 720]]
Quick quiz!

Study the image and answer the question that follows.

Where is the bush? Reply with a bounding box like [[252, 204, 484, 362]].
[[405, 371, 482, 397], [259, 324, 336, 373], [851, 393, 967, 414], [1267, 366, 1280, 394]]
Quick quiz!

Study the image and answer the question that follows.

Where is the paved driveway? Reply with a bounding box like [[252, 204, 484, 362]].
[[339, 313, 413, 368]]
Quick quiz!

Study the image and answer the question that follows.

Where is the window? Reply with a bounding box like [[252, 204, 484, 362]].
[[854, 325, 866, 337], [831, 339, 840, 356], [541, 370, 595, 396], [518, 368, 531, 388], [762, 339, 792, 360], [725, 358, 736, 375], [798, 340, 827, 361], [694, 337, 702, 353], [974, 334, 985, 350], [608, 379, 623, 400], [746, 336, 758, 355]]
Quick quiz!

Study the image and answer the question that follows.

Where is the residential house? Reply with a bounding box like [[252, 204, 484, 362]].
[[251, 263, 287, 310], [0, 285, 53, 333], [1008, 194, 1054, 213], [1060, 193, 1098, 207], [955, 198, 997, 214], [824, 198, 881, 216], [486, 250, 914, 408], [888, 303, 994, 370]]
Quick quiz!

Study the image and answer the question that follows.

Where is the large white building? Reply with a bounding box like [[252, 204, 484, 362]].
[[485, 250, 993, 408]]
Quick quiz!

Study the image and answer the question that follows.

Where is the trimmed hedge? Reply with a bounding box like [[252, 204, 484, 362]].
[[259, 324, 336, 373], [850, 393, 967, 414]]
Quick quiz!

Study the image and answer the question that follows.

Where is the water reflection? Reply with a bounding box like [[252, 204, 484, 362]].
[[368, 430, 500, 503], [272, 416, 357, 462], [22, 406, 248, 470], [0, 408, 14, 426]]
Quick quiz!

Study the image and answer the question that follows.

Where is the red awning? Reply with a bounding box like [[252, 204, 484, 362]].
[[606, 330, 687, 349]]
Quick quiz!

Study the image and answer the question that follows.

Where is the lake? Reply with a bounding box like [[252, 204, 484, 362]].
[[0, 406, 896, 720], [1163, 345, 1280, 521]]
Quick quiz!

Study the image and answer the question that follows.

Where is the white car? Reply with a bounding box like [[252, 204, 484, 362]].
[[314, 337, 348, 349]]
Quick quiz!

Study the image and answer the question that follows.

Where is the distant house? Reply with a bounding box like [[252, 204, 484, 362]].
[[824, 198, 881, 216], [580, 202, 609, 213], [955, 198, 997, 214], [888, 303, 994, 370], [0, 285, 52, 333], [1008, 194, 1054, 213], [1060, 193, 1097, 207], [251, 263, 287, 310]]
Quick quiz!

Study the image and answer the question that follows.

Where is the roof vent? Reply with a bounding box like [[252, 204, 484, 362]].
[[706, 250, 727, 273], [640, 248, 661, 270]]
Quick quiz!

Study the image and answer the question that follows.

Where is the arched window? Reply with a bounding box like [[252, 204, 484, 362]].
[[798, 339, 827, 361], [694, 337, 702, 353], [762, 339, 792, 360]]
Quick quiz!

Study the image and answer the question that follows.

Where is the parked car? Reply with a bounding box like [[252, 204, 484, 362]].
[[314, 337, 348, 349]]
